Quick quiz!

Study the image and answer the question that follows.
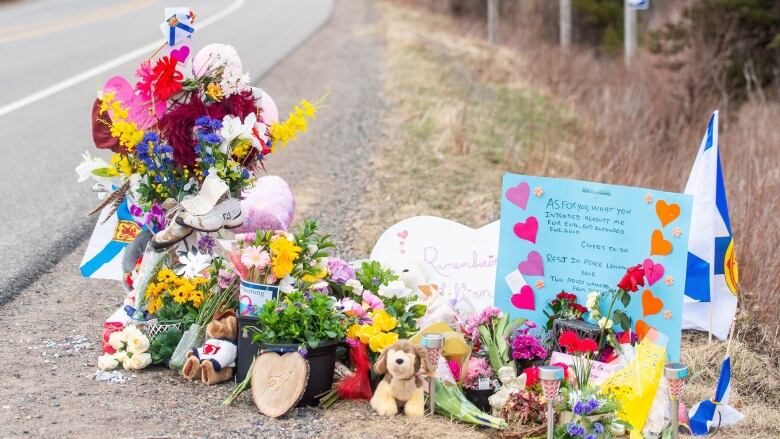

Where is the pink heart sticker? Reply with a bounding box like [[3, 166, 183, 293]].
[[397, 230, 409, 240], [518, 251, 544, 276], [170, 45, 190, 63], [511, 285, 535, 310], [506, 182, 530, 210], [643, 258, 664, 286], [513, 216, 539, 243]]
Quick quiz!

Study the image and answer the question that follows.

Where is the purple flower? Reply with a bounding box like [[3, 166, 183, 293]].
[[585, 435, 596, 439], [510, 334, 547, 361], [592, 422, 604, 435], [326, 258, 355, 283], [217, 268, 236, 289], [274, 306, 284, 313], [297, 346, 308, 357], [197, 234, 216, 253], [573, 401, 587, 416], [566, 422, 585, 437]]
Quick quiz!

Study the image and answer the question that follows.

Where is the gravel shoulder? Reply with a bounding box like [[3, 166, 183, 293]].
[[0, 0, 385, 437]]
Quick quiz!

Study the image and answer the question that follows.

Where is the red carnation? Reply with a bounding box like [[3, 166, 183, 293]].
[[556, 291, 577, 301], [150, 56, 183, 101], [558, 330, 580, 351], [523, 366, 540, 387], [617, 264, 645, 292], [577, 338, 598, 353]]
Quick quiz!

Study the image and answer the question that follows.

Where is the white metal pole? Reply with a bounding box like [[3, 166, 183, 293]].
[[624, 0, 637, 67], [560, 0, 571, 50], [487, 0, 499, 43]]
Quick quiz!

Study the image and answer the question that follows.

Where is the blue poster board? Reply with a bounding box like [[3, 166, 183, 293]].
[[494, 173, 692, 360]]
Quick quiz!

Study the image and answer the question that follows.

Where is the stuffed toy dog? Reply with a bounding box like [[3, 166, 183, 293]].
[[182, 310, 238, 385], [370, 340, 435, 417]]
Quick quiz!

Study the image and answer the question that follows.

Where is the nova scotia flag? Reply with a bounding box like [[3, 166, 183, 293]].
[[681, 111, 739, 340], [688, 356, 744, 435]]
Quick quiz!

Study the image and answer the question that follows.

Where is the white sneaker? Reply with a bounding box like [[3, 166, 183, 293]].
[[176, 198, 242, 232], [151, 215, 193, 250]]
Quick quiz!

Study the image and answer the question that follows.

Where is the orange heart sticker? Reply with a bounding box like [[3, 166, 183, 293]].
[[642, 290, 664, 316], [650, 230, 673, 256], [656, 200, 681, 227], [636, 319, 652, 340]]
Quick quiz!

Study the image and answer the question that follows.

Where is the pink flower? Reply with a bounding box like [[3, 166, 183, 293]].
[[464, 357, 493, 389], [362, 290, 384, 311], [340, 297, 366, 318], [241, 246, 270, 269]]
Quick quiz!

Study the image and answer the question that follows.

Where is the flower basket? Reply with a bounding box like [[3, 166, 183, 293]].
[[140, 320, 183, 339], [551, 319, 600, 352], [464, 387, 494, 412], [238, 280, 279, 317]]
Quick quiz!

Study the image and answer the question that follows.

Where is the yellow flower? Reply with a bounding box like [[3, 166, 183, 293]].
[[368, 332, 399, 353], [145, 282, 165, 299], [147, 297, 163, 314], [298, 100, 316, 119], [371, 310, 398, 332], [301, 269, 327, 283], [269, 237, 302, 279], [110, 153, 133, 177], [231, 139, 252, 160], [172, 287, 188, 304], [357, 324, 379, 345], [157, 268, 176, 283], [346, 324, 362, 340], [188, 289, 204, 308], [205, 83, 223, 102]]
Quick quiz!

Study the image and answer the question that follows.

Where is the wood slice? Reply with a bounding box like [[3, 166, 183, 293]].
[[251, 352, 309, 418]]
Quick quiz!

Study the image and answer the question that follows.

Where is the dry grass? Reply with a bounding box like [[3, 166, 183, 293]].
[[346, 1, 780, 437]]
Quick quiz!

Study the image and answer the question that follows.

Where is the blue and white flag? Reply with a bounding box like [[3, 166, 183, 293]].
[[682, 111, 739, 340], [688, 356, 744, 435], [79, 197, 141, 281]]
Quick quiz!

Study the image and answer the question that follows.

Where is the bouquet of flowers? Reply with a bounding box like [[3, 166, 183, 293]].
[[97, 325, 152, 371], [556, 386, 630, 438], [463, 357, 494, 390], [510, 320, 547, 367], [543, 291, 588, 330], [557, 330, 599, 388]]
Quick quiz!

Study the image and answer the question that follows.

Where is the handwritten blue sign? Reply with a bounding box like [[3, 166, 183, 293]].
[[494, 173, 692, 361]]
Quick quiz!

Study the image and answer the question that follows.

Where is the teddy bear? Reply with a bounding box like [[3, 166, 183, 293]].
[[182, 310, 238, 385], [370, 339, 435, 417]]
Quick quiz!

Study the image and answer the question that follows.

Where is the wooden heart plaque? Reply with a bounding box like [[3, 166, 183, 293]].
[[251, 352, 309, 418]]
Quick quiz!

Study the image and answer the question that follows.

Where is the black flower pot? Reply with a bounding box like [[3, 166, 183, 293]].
[[236, 317, 339, 407], [464, 387, 494, 413]]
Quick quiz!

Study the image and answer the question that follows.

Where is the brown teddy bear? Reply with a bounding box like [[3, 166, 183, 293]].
[[370, 339, 435, 417], [182, 310, 237, 385]]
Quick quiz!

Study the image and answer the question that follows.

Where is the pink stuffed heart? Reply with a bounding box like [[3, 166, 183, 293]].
[[643, 258, 664, 286], [511, 285, 535, 310], [518, 251, 544, 276], [506, 182, 530, 210], [103, 76, 165, 129], [170, 45, 190, 63], [513, 216, 539, 243]]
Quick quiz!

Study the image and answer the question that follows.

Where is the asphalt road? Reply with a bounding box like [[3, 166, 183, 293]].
[[0, 0, 334, 304]]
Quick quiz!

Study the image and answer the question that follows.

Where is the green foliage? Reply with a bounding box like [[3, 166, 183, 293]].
[[572, 0, 624, 54], [156, 300, 198, 326], [382, 295, 427, 340], [251, 291, 346, 348], [355, 260, 398, 294], [149, 327, 183, 365], [479, 313, 526, 374], [651, 0, 780, 100]]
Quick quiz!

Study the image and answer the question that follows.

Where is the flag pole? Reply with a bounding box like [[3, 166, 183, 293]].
[[726, 317, 736, 357], [708, 303, 713, 344]]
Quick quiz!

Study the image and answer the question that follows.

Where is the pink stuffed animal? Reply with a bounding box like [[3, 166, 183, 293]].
[[236, 176, 295, 233]]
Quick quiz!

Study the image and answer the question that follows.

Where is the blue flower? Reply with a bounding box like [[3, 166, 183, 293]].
[[585, 435, 596, 439], [203, 155, 215, 166], [194, 116, 211, 127], [297, 346, 308, 357], [592, 422, 604, 434], [194, 144, 201, 154], [142, 132, 159, 143], [566, 422, 585, 437], [241, 168, 250, 179], [203, 133, 221, 144], [573, 401, 586, 416]]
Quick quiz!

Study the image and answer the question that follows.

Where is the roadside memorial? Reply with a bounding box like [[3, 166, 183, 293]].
[[74, 7, 746, 438]]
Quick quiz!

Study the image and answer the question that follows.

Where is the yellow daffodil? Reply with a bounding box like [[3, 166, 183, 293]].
[[371, 310, 398, 332], [369, 332, 399, 353]]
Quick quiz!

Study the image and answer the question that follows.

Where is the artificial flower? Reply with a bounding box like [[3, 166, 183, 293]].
[[75, 151, 114, 183], [175, 247, 212, 278], [368, 332, 399, 353], [97, 353, 119, 371], [617, 264, 645, 292], [523, 366, 540, 387]]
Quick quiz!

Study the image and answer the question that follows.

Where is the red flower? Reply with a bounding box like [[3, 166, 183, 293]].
[[102, 322, 124, 354], [617, 264, 645, 292], [558, 330, 580, 350], [150, 56, 184, 101], [523, 366, 540, 387], [577, 338, 598, 353], [572, 304, 588, 315], [556, 291, 577, 301]]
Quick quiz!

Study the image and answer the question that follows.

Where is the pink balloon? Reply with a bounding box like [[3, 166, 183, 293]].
[[252, 87, 278, 126], [236, 176, 295, 233]]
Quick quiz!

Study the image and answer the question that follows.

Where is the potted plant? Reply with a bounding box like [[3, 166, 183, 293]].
[[462, 356, 495, 412], [556, 386, 631, 438], [246, 290, 346, 406], [509, 320, 547, 371]]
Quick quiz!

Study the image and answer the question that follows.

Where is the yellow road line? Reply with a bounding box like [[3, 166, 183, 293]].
[[0, 0, 160, 45]]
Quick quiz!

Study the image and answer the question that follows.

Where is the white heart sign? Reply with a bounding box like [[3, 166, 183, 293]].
[[370, 216, 500, 312]]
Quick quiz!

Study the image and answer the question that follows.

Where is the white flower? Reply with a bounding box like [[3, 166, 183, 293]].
[[598, 317, 614, 330], [128, 352, 152, 370], [279, 275, 295, 294], [176, 247, 212, 278], [345, 279, 363, 293], [378, 280, 412, 299], [113, 350, 129, 363], [586, 291, 600, 310], [310, 281, 328, 291], [97, 354, 119, 371], [126, 331, 150, 354], [75, 151, 113, 183], [121, 324, 144, 340], [108, 331, 127, 350]]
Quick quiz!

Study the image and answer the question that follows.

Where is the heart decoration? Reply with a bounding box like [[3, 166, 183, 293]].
[[103, 76, 166, 129], [513, 216, 539, 243], [170, 45, 190, 62], [650, 230, 672, 256], [506, 182, 530, 210], [655, 200, 681, 227], [642, 258, 664, 285], [641, 290, 664, 316], [511, 285, 535, 310], [518, 251, 544, 276], [397, 230, 409, 240], [636, 319, 652, 340], [251, 352, 309, 418]]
